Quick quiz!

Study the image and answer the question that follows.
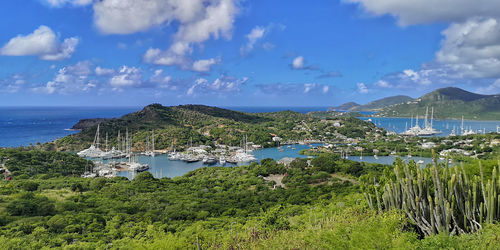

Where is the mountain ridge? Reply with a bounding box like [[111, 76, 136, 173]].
[[376, 87, 500, 120]]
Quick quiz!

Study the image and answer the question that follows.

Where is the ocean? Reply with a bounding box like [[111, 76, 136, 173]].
[[0, 106, 329, 147], [0, 107, 140, 147], [2, 106, 500, 148]]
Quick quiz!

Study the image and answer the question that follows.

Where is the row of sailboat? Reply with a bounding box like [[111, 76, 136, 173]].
[[78, 125, 150, 174], [401, 107, 441, 136]]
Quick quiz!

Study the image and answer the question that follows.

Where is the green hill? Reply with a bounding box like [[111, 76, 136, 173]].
[[351, 95, 414, 111], [376, 87, 500, 120], [50, 104, 378, 152], [329, 102, 360, 111]]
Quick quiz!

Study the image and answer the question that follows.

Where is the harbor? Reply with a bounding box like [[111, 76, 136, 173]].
[[361, 116, 500, 136]]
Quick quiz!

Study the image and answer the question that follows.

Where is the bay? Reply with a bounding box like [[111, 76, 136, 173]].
[[360, 117, 500, 136]]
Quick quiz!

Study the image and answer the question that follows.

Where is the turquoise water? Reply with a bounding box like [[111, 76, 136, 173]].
[[117, 144, 320, 179], [116, 144, 443, 179], [360, 117, 500, 136]]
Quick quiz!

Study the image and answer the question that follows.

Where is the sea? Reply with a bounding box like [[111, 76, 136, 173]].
[[1, 106, 498, 179], [0, 106, 328, 148]]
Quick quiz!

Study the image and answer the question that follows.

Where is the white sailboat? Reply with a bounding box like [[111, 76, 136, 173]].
[[77, 124, 106, 158]]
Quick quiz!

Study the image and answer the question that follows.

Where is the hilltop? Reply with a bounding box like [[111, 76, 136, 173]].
[[50, 104, 379, 151], [331, 95, 413, 112], [376, 87, 500, 120], [329, 102, 360, 111], [351, 95, 413, 111]]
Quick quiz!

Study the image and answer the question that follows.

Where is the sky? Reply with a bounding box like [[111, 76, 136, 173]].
[[0, 0, 499, 107]]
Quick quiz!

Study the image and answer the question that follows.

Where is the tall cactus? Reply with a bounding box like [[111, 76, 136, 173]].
[[365, 151, 500, 236]]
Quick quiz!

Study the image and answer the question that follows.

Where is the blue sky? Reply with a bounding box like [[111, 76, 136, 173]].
[[1, 0, 499, 107]]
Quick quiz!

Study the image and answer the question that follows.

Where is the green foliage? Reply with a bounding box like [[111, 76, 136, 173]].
[[51, 104, 379, 151], [6, 193, 55, 216], [366, 153, 500, 236], [0, 148, 90, 178], [22, 181, 39, 192]]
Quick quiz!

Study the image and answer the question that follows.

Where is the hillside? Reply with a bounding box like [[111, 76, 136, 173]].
[[329, 102, 360, 111], [351, 95, 414, 111], [50, 104, 379, 152], [331, 95, 413, 112], [376, 87, 500, 120]]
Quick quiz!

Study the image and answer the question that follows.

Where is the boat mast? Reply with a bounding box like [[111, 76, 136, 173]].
[[461, 116, 464, 135], [152, 130, 155, 157], [430, 107, 434, 129], [117, 130, 121, 152], [424, 107, 429, 129]]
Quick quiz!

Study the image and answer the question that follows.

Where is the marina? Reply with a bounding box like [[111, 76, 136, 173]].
[[360, 116, 500, 137]]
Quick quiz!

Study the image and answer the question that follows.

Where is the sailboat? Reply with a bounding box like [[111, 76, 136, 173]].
[[77, 124, 105, 158], [144, 130, 156, 157]]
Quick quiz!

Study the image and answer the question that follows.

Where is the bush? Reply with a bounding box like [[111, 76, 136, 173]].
[[22, 181, 39, 192]]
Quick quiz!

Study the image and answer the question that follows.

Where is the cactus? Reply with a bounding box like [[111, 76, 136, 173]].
[[366, 150, 500, 236]]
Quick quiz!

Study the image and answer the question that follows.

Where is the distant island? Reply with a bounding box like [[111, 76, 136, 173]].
[[332, 87, 500, 120]]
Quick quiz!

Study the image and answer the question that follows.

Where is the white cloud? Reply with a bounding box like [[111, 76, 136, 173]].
[[33, 61, 96, 94], [357, 82, 368, 93], [240, 26, 266, 55], [476, 79, 500, 94], [348, 1, 500, 92], [292, 56, 305, 69], [149, 69, 172, 89], [109, 66, 142, 88], [345, 0, 500, 26], [192, 58, 220, 72], [139, 0, 238, 70], [95, 66, 115, 76], [187, 75, 248, 96], [374, 80, 392, 88], [0, 74, 25, 93], [0, 25, 78, 61], [256, 82, 331, 95], [322, 85, 329, 93]]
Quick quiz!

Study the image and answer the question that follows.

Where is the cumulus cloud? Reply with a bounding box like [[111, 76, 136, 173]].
[[149, 69, 173, 89], [348, 0, 500, 93], [357, 82, 368, 93], [0, 74, 26, 93], [346, 0, 500, 26], [112, 0, 238, 70], [187, 75, 248, 96], [0, 25, 78, 61], [256, 82, 331, 95], [192, 58, 220, 72], [109, 66, 142, 88], [33, 61, 96, 94], [95, 66, 115, 76], [290, 56, 318, 70], [240, 26, 266, 55], [292, 56, 305, 69]]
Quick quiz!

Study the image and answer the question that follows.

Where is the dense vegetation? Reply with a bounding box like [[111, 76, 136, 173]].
[[0, 148, 91, 178], [0, 148, 499, 248], [377, 87, 500, 120], [46, 104, 379, 152]]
